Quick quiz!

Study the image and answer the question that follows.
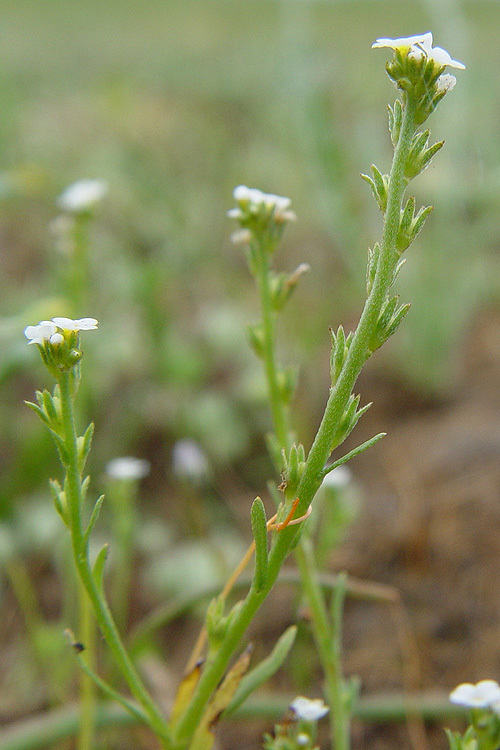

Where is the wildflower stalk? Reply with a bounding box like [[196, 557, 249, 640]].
[[55, 369, 172, 746], [294, 92, 416, 520], [253, 233, 292, 456]]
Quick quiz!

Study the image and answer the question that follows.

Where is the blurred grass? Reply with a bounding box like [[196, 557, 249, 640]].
[[0, 0, 498, 518]]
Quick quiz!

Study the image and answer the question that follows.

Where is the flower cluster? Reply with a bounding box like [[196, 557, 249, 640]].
[[450, 680, 500, 712], [24, 317, 98, 375], [228, 185, 296, 244], [372, 32, 465, 124], [25, 317, 98, 346]]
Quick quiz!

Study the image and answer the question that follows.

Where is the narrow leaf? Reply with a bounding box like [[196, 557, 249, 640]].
[[92, 543, 109, 592], [170, 660, 204, 728], [84, 494, 105, 545], [250, 497, 268, 592], [322, 433, 386, 477], [225, 625, 297, 715], [49, 479, 68, 524], [25, 400, 50, 426], [189, 646, 253, 750]]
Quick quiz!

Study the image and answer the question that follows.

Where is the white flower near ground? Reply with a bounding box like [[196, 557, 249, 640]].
[[106, 456, 150, 481], [24, 320, 57, 345], [57, 179, 108, 213], [322, 465, 352, 489], [51, 317, 99, 331], [372, 32, 465, 70], [449, 680, 500, 709], [172, 439, 210, 483], [289, 696, 329, 721]]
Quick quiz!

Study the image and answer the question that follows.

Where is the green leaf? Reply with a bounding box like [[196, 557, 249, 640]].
[[25, 400, 50, 426], [225, 625, 297, 715], [84, 494, 105, 545], [49, 478, 68, 524], [250, 497, 268, 592], [92, 543, 109, 592], [78, 422, 94, 473]]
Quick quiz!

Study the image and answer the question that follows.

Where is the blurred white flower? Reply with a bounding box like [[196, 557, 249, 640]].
[[51, 317, 99, 331], [322, 465, 352, 489], [290, 696, 329, 721], [57, 179, 108, 213], [172, 439, 210, 483], [24, 320, 57, 345], [372, 32, 465, 70], [449, 680, 500, 709], [106, 456, 150, 481], [230, 185, 296, 223]]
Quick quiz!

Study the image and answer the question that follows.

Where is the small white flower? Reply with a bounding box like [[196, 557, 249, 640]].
[[57, 179, 108, 213], [372, 32, 465, 70], [49, 332, 65, 345], [290, 696, 329, 722], [106, 457, 150, 481], [372, 32, 433, 53], [296, 733, 311, 747], [51, 317, 99, 332], [172, 439, 210, 483], [449, 680, 500, 709], [436, 73, 457, 93], [232, 185, 293, 215], [24, 320, 57, 345]]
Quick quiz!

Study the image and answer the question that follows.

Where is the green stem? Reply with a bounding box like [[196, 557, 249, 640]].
[[294, 92, 416, 518], [295, 542, 349, 750], [254, 236, 290, 455], [172, 94, 417, 749], [76, 580, 95, 750], [57, 371, 172, 748]]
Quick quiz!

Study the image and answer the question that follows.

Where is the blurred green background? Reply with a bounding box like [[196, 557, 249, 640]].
[[0, 0, 498, 743]]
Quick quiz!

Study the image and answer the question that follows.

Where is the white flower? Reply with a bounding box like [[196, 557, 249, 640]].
[[372, 32, 465, 70], [24, 320, 57, 345], [449, 680, 500, 709], [106, 457, 150, 481], [57, 179, 108, 213], [372, 32, 433, 52], [290, 696, 329, 721], [172, 439, 210, 483], [230, 185, 294, 221], [51, 317, 99, 331]]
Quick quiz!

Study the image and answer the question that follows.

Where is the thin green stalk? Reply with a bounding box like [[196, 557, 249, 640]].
[[295, 542, 349, 750], [254, 236, 290, 454], [294, 94, 416, 517], [57, 371, 172, 748], [172, 94, 417, 750], [77, 580, 95, 750]]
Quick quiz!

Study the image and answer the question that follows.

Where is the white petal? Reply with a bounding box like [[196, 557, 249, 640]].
[[450, 680, 500, 708], [57, 179, 108, 212], [372, 32, 432, 51], [52, 316, 77, 330], [74, 317, 98, 330], [429, 45, 466, 69], [24, 322, 57, 344], [290, 696, 329, 721]]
